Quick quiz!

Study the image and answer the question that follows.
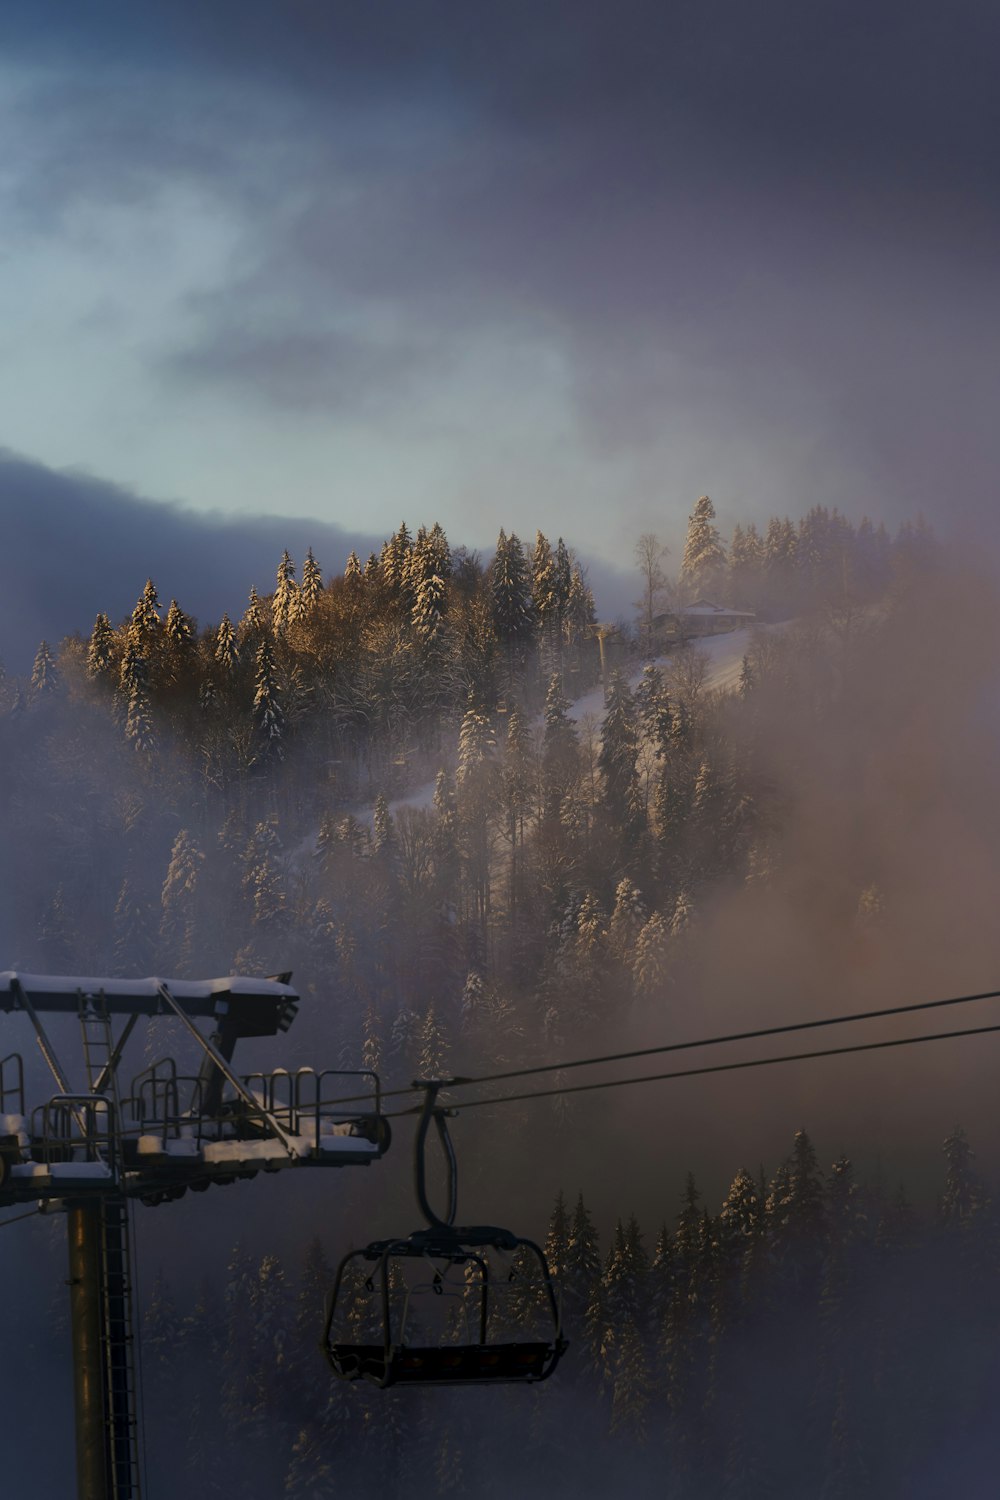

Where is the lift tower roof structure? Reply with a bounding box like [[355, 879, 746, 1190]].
[[0, 970, 390, 1500]]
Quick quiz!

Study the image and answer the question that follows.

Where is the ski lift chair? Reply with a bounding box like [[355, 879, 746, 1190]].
[[322, 1083, 567, 1388]]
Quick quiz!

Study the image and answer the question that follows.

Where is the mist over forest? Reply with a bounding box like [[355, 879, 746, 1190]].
[[3, 499, 1000, 1496]]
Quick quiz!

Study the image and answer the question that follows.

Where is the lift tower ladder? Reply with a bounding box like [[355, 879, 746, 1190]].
[[100, 1197, 142, 1499]]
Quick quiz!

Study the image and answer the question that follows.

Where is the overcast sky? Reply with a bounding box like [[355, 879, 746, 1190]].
[[1, 0, 998, 638]]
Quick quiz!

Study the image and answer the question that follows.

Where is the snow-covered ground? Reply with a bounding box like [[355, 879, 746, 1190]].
[[566, 625, 756, 723]]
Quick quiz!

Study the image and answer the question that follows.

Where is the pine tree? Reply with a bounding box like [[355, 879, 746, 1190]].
[[680, 495, 727, 598], [501, 704, 535, 918], [113, 876, 155, 977], [411, 568, 449, 650], [602, 1214, 651, 1440], [164, 598, 194, 652], [119, 634, 156, 755], [272, 550, 299, 634], [490, 530, 535, 689], [300, 548, 324, 613], [242, 585, 266, 638], [253, 636, 285, 759], [131, 578, 162, 639], [160, 829, 204, 973], [143, 1269, 181, 1397], [939, 1126, 984, 1227], [87, 614, 115, 679], [214, 613, 240, 673], [532, 530, 562, 676], [417, 1001, 448, 1078], [608, 876, 646, 963], [456, 698, 496, 789], [344, 549, 363, 583], [221, 1242, 258, 1430], [564, 563, 596, 652], [39, 884, 76, 971], [635, 662, 670, 743], [372, 792, 396, 858], [563, 1193, 603, 1376], [544, 1191, 571, 1285], [541, 673, 579, 822], [361, 1004, 383, 1075], [598, 673, 644, 838], [633, 911, 669, 1000], [30, 640, 59, 698]]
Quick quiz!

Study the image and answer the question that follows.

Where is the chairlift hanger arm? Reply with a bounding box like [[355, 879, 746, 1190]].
[[413, 1080, 459, 1231]]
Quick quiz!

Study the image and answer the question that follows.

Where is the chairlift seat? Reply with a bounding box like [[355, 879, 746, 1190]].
[[329, 1339, 557, 1388], [322, 1081, 568, 1391]]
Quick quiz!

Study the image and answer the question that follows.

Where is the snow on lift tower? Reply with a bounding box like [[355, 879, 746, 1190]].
[[0, 970, 390, 1500]]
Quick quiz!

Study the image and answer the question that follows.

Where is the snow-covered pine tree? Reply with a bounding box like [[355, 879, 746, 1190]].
[[214, 612, 240, 673], [372, 792, 396, 858], [344, 549, 363, 583], [501, 704, 535, 919], [164, 598, 194, 652], [456, 697, 496, 789], [532, 530, 561, 677], [160, 829, 204, 973], [490, 529, 535, 690], [541, 673, 579, 822], [632, 910, 669, 1001], [411, 567, 448, 651], [272, 550, 299, 634], [635, 662, 669, 743], [253, 636, 285, 759], [417, 1001, 449, 1078], [361, 1003, 383, 1075], [680, 495, 727, 599], [86, 614, 115, 679], [598, 673, 645, 838], [564, 562, 596, 652], [119, 633, 156, 755], [30, 640, 59, 698], [728, 520, 764, 609], [131, 577, 162, 639], [241, 585, 266, 638], [299, 547, 324, 613], [608, 876, 646, 962]]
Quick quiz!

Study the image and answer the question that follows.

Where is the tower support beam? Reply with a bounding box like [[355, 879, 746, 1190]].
[[68, 1202, 109, 1500]]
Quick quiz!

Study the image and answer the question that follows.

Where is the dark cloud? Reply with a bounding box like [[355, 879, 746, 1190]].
[[6, 1, 999, 202], [163, 325, 441, 415], [2, 0, 999, 544]]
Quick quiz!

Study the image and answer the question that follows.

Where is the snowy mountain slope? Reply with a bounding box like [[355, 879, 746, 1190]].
[[375, 624, 775, 830]]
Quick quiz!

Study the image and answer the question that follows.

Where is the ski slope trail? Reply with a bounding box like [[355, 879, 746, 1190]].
[[350, 625, 769, 837]]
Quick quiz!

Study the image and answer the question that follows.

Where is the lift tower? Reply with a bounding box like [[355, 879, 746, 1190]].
[[0, 971, 390, 1500]]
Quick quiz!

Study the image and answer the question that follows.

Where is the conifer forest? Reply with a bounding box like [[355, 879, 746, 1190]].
[[5, 498, 1000, 1498]]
